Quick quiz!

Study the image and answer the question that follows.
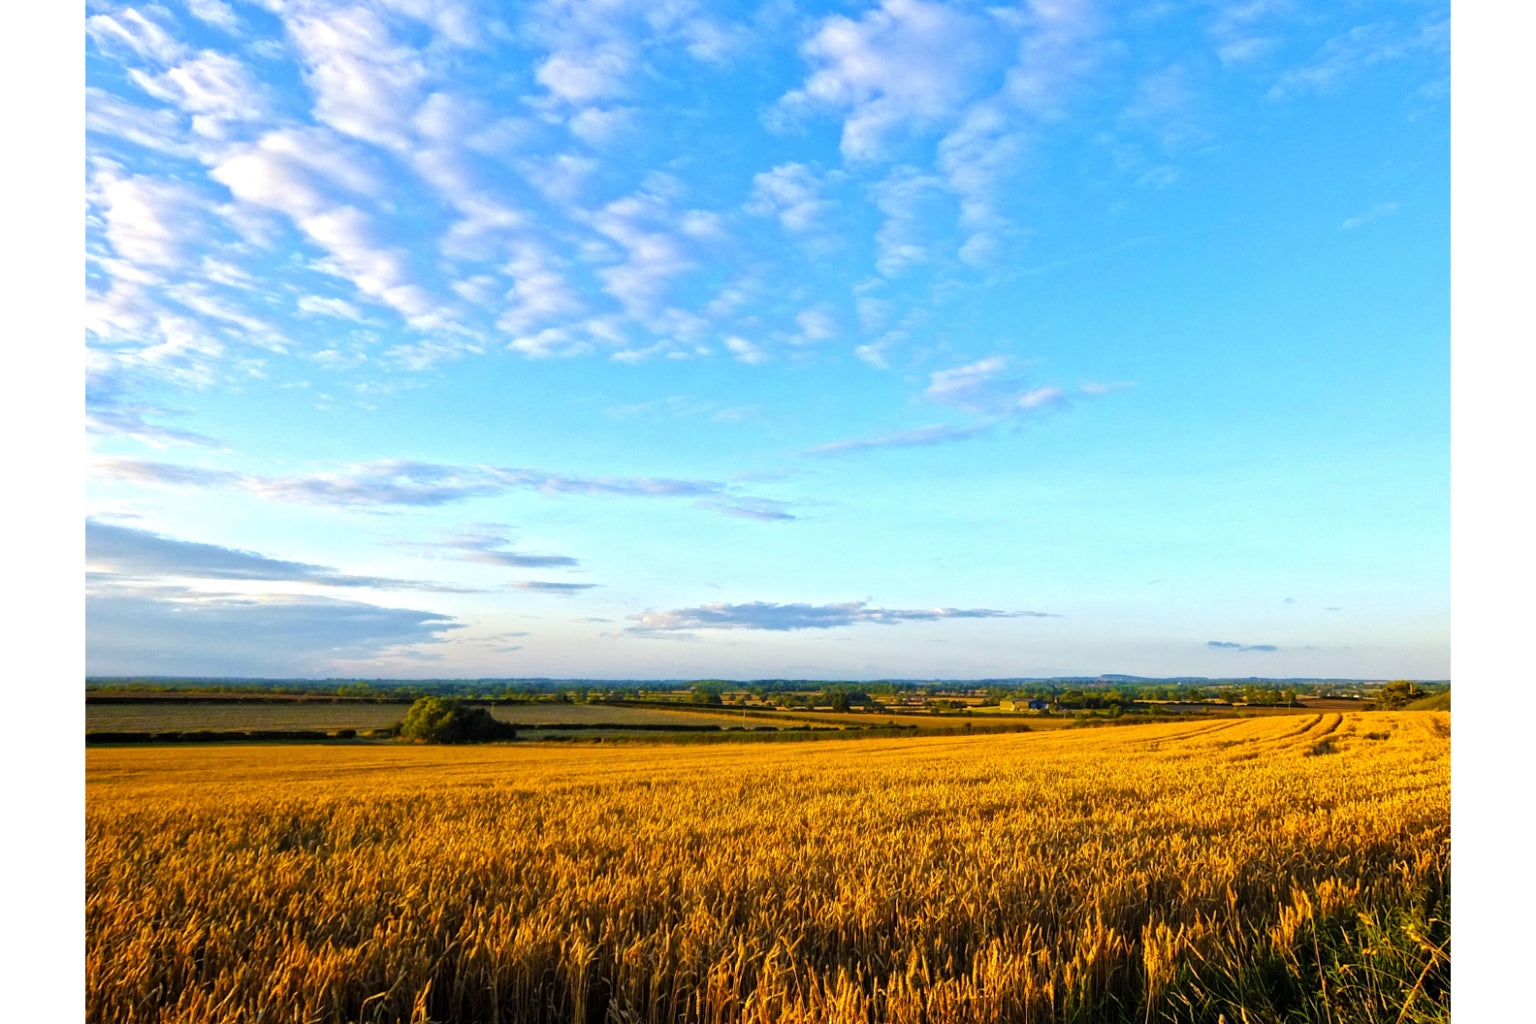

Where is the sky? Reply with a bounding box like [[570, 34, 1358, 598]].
[[83, 0, 1450, 681]]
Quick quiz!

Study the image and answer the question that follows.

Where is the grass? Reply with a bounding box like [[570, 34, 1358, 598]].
[[86, 699, 787, 735], [1401, 692, 1451, 712], [86, 712, 1448, 1024]]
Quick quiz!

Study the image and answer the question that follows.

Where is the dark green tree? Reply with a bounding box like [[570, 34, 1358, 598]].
[[399, 697, 517, 743], [1374, 680, 1426, 710]]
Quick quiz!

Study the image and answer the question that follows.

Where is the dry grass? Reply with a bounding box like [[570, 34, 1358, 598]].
[[86, 712, 1449, 1023]]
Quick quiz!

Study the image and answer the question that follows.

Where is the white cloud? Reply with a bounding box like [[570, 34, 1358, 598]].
[[854, 342, 891, 369], [301, 206, 417, 307], [1121, 65, 1206, 151], [450, 275, 500, 305], [86, 374, 223, 447], [524, 0, 745, 110], [628, 600, 1047, 633], [130, 50, 270, 139], [211, 127, 381, 218], [1206, 0, 1286, 66], [183, 0, 241, 34], [497, 242, 586, 334], [795, 307, 837, 343], [585, 191, 699, 318], [86, 88, 198, 157], [724, 335, 768, 365], [378, 0, 481, 47], [870, 167, 948, 276], [936, 102, 1026, 264], [199, 257, 257, 289], [537, 47, 634, 104], [1216, 36, 1276, 65], [87, 8, 188, 65], [1269, 17, 1448, 100], [568, 105, 636, 145], [297, 295, 369, 320], [1341, 202, 1400, 231], [1001, 0, 1105, 120], [784, 0, 1004, 161], [518, 153, 600, 206], [92, 171, 206, 268], [285, 5, 429, 150], [164, 282, 286, 350], [211, 128, 454, 331], [924, 356, 1012, 413], [92, 455, 773, 514], [802, 422, 991, 457], [1016, 384, 1066, 411], [90, 314, 230, 390], [745, 162, 833, 233], [506, 326, 594, 360], [385, 336, 483, 371]]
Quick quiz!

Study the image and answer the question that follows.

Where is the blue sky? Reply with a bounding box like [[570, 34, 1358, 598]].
[[83, 0, 1449, 680]]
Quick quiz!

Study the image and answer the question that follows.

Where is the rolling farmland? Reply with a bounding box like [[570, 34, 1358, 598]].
[[86, 712, 1449, 1023]]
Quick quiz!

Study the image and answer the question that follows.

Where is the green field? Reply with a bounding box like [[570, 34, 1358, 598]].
[[87, 700, 794, 735]]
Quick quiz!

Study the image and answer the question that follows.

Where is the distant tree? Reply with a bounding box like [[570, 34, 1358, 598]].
[[399, 697, 517, 744], [689, 684, 724, 706], [1373, 680, 1426, 710]]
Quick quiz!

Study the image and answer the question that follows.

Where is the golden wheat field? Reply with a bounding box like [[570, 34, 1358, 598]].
[[86, 712, 1449, 1024]]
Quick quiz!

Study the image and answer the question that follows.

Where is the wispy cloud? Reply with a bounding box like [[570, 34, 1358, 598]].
[[412, 527, 580, 569], [130, 49, 271, 139], [86, 382, 222, 448], [1207, 640, 1280, 653], [804, 357, 1122, 457], [745, 162, 835, 233], [801, 422, 992, 458], [94, 456, 244, 489], [1268, 16, 1448, 100], [509, 581, 599, 593], [86, 520, 475, 593], [779, 0, 1005, 161], [87, 8, 187, 65], [701, 497, 796, 522], [91, 455, 796, 521], [1341, 202, 1400, 230], [628, 600, 1055, 634]]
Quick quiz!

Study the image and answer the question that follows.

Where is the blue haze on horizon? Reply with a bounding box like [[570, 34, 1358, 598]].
[[84, 0, 1449, 680]]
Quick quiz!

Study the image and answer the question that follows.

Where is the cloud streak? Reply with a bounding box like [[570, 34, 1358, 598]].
[[508, 581, 599, 593], [1207, 640, 1280, 653], [628, 600, 1055, 634], [803, 357, 1128, 457], [801, 422, 992, 457], [415, 528, 580, 569], [92, 455, 771, 510], [86, 520, 475, 593]]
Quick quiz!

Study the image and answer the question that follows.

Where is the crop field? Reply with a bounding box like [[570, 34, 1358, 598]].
[[86, 712, 1448, 1023], [763, 708, 1078, 731], [86, 699, 782, 735]]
